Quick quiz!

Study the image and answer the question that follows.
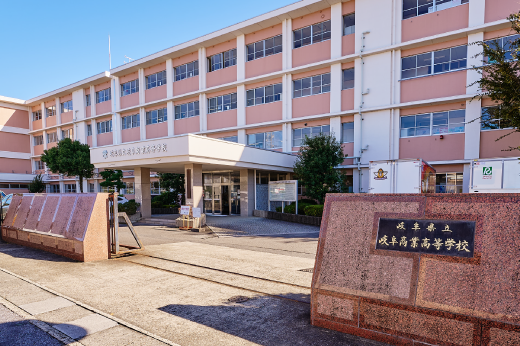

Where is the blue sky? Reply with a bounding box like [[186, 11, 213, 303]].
[[0, 0, 296, 100]]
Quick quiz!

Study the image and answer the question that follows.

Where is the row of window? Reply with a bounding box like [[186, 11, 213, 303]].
[[402, 45, 467, 79], [0, 184, 28, 189], [121, 114, 140, 130], [33, 129, 72, 145], [403, 0, 469, 20], [32, 101, 73, 121]]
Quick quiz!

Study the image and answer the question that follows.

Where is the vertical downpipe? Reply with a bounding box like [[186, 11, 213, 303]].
[[358, 31, 370, 193]]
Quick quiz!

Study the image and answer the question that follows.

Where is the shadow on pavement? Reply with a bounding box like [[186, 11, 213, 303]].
[[0, 242, 77, 263], [0, 320, 87, 346], [159, 294, 386, 346]]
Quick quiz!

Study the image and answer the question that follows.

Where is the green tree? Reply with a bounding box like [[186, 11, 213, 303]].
[[28, 174, 46, 193], [470, 12, 520, 150], [157, 173, 185, 204], [100, 169, 125, 193], [40, 138, 94, 193], [293, 133, 347, 205]]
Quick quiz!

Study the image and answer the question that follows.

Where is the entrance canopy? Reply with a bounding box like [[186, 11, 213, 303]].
[[90, 134, 296, 173]]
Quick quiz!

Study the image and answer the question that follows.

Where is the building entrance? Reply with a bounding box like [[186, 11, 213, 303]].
[[203, 172, 240, 215]]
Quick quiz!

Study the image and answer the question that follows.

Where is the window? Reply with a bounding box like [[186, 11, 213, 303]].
[[343, 13, 355, 36], [151, 181, 160, 195], [401, 45, 467, 79], [435, 172, 463, 193], [0, 184, 28, 189], [293, 125, 330, 147], [293, 20, 331, 49], [219, 136, 238, 143], [85, 94, 91, 106], [246, 83, 282, 106], [246, 35, 282, 61], [88, 183, 95, 193], [403, 0, 469, 20], [34, 160, 44, 171], [34, 135, 43, 146], [342, 68, 354, 90], [342, 122, 354, 143], [124, 182, 134, 195], [293, 73, 331, 98], [208, 93, 237, 114], [96, 88, 111, 104], [62, 129, 73, 139], [47, 132, 57, 143], [175, 101, 199, 120], [146, 108, 167, 125], [208, 49, 237, 72], [247, 131, 283, 149], [65, 184, 76, 193], [49, 185, 60, 193], [146, 70, 167, 89], [32, 110, 42, 121], [484, 34, 520, 62], [120, 79, 139, 97], [61, 100, 73, 113], [400, 110, 465, 137], [97, 120, 112, 134], [175, 61, 199, 81], [122, 114, 140, 129], [46, 105, 56, 117], [481, 107, 514, 130], [87, 124, 92, 136]]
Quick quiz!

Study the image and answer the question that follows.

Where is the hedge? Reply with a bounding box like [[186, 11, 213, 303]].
[[303, 205, 324, 217]]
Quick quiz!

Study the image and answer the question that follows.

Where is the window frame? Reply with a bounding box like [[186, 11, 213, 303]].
[[292, 125, 331, 147], [96, 88, 111, 104], [435, 172, 463, 193], [175, 61, 199, 81], [401, 45, 468, 80], [293, 20, 332, 49], [247, 131, 283, 149], [85, 94, 91, 106], [45, 105, 56, 118], [342, 122, 354, 143], [246, 83, 283, 107], [121, 114, 140, 130], [480, 106, 515, 131], [146, 70, 167, 90], [343, 13, 355, 36], [402, 0, 469, 20], [246, 35, 283, 62], [87, 124, 92, 136], [34, 160, 45, 171], [208, 48, 237, 72], [342, 68, 355, 90], [60, 100, 73, 113], [64, 183, 77, 193], [207, 93, 238, 114], [293, 73, 331, 98], [120, 79, 139, 97], [32, 110, 42, 121], [96, 120, 113, 134], [400, 109, 466, 138], [33, 135, 44, 146], [47, 131, 58, 143], [61, 128, 73, 140], [219, 136, 238, 143], [145, 108, 167, 125], [175, 101, 200, 120]]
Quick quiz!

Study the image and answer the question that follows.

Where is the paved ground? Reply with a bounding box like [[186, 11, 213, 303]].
[[206, 216, 321, 237], [0, 217, 387, 346]]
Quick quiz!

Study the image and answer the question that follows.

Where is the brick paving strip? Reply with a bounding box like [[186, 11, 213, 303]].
[[0, 266, 180, 346]]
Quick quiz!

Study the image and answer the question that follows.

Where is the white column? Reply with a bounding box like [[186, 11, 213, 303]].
[[113, 113, 121, 145], [330, 63, 342, 113], [30, 135, 34, 157], [331, 2, 343, 59], [59, 179, 65, 194], [282, 74, 292, 120], [237, 85, 246, 127], [113, 76, 121, 111], [465, 32, 483, 160], [166, 59, 173, 98], [41, 102, 46, 128], [469, 0, 486, 27], [139, 107, 146, 140], [76, 179, 81, 193], [55, 97, 61, 125], [57, 127, 63, 140], [238, 129, 247, 145], [82, 179, 88, 193], [282, 123, 291, 152], [91, 119, 97, 147], [138, 69, 145, 104], [282, 19, 292, 70], [184, 164, 203, 210], [330, 116, 342, 142], [135, 167, 151, 218], [76, 121, 87, 144], [43, 130, 48, 150], [72, 89, 85, 120], [90, 86, 96, 116], [240, 169, 255, 216], [199, 94, 207, 132], [167, 101, 174, 136], [198, 47, 207, 90], [353, 113, 362, 159], [237, 35, 246, 81]]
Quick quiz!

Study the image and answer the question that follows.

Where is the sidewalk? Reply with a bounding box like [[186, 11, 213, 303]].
[[0, 225, 388, 346]]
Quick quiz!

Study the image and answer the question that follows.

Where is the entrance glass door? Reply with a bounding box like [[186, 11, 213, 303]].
[[213, 186, 221, 214], [231, 185, 240, 214], [221, 186, 229, 215]]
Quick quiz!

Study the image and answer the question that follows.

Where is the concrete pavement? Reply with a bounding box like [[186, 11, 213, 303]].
[[0, 220, 388, 346]]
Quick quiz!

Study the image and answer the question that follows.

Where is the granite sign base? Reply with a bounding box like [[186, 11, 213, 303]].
[[1, 193, 110, 262], [311, 194, 520, 346]]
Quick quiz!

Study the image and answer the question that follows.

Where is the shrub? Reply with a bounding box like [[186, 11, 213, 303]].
[[275, 207, 282, 212], [283, 204, 296, 214], [151, 201, 163, 208], [119, 200, 140, 216], [304, 205, 324, 217], [164, 204, 180, 209], [152, 191, 179, 207]]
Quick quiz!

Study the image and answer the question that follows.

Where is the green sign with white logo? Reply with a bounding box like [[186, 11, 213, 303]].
[[483, 167, 492, 176]]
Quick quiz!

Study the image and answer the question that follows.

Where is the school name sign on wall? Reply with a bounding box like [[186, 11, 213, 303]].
[[102, 143, 167, 159]]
